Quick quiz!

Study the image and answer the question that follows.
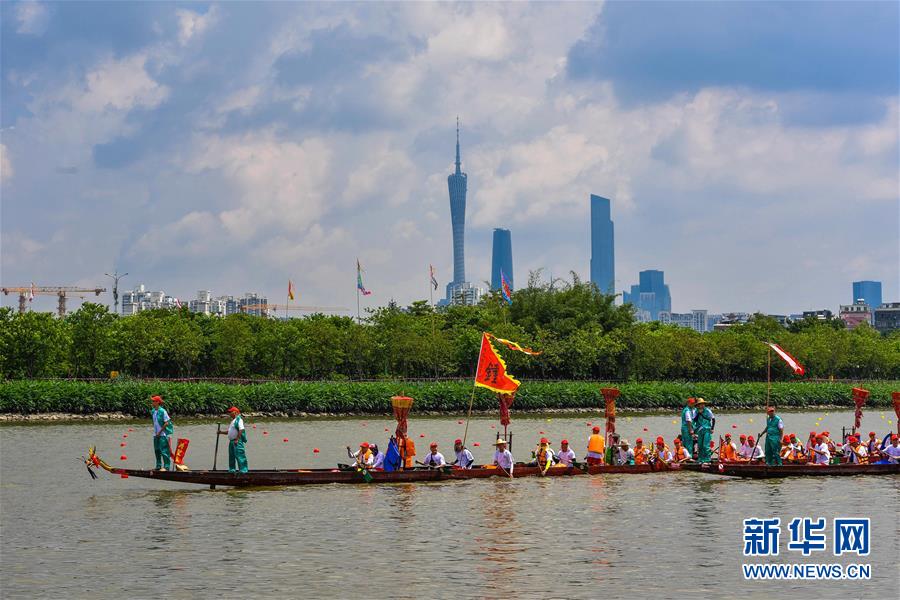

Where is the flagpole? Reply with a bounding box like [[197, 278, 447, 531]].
[[766, 344, 771, 410], [429, 270, 437, 379]]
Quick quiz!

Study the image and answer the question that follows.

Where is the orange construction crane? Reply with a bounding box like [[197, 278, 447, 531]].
[[239, 303, 350, 317], [1, 285, 106, 317]]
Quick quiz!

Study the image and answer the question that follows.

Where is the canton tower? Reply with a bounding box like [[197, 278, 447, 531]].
[[446, 118, 467, 299]]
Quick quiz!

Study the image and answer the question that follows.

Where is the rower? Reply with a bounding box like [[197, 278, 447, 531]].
[[840, 436, 868, 465], [764, 406, 785, 466], [805, 431, 817, 459], [738, 434, 750, 459], [616, 439, 635, 465], [346, 442, 374, 468], [672, 437, 692, 462], [745, 436, 764, 461], [810, 435, 830, 465], [822, 431, 837, 455], [680, 397, 697, 456], [779, 435, 792, 462], [220, 406, 249, 473], [694, 398, 715, 464], [533, 437, 554, 474], [633, 438, 650, 465], [586, 425, 606, 466], [150, 395, 173, 471], [785, 434, 805, 462], [421, 442, 446, 468], [865, 431, 881, 461], [719, 433, 738, 462], [451, 438, 474, 469], [883, 434, 900, 464], [556, 439, 575, 467], [653, 436, 673, 464], [492, 438, 514, 476], [370, 443, 385, 470]]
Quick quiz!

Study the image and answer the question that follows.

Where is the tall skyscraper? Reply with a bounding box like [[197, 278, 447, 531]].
[[623, 269, 672, 322], [590, 194, 615, 294], [491, 228, 513, 291], [852, 280, 882, 308]]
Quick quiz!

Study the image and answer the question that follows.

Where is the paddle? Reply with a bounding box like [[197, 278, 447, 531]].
[[210, 423, 222, 490], [748, 430, 765, 462]]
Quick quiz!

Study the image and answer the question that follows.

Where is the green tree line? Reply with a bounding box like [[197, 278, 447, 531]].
[[1, 278, 898, 381]]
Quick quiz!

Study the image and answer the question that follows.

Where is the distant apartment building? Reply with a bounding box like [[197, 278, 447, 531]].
[[852, 280, 882, 308], [659, 309, 709, 333], [712, 312, 751, 331], [623, 270, 671, 322], [447, 282, 483, 306], [839, 300, 873, 329], [121, 284, 180, 315], [873, 302, 900, 333], [801, 309, 834, 321]]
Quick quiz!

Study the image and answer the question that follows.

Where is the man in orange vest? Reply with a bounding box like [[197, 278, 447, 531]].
[[633, 438, 650, 465], [719, 433, 738, 462], [586, 426, 605, 465], [673, 437, 692, 462]]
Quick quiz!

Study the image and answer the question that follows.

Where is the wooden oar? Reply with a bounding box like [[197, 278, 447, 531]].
[[748, 430, 765, 462], [210, 423, 222, 490]]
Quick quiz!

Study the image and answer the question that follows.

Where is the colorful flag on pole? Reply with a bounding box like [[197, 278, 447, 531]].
[[174, 298, 182, 309], [488, 333, 541, 356], [356, 259, 372, 296], [288, 279, 295, 301], [767, 342, 805, 375], [474, 333, 521, 394], [429, 264, 438, 291], [500, 269, 513, 305]]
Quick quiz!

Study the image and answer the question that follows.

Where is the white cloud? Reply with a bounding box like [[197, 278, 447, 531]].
[[0, 143, 13, 184], [176, 6, 218, 46], [15, 1, 49, 35], [71, 54, 170, 113]]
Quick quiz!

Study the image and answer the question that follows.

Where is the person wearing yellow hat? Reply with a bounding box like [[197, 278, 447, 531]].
[[764, 406, 784, 466], [586, 425, 606, 466], [150, 395, 173, 471], [218, 406, 249, 473], [694, 398, 715, 464]]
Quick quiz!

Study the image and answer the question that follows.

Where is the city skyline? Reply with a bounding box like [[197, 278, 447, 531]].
[[1, 2, 897, 315]]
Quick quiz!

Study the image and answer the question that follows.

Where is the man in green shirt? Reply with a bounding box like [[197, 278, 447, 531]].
[[764, 406, 784, 466], [219, 406, 249, 473], [694, 398, 715, 464], [150, 395, 173, 471], [680, 398, 697, 457]]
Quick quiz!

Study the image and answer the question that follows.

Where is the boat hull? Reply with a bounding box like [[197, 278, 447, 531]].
[[682, 462, 900, 478]]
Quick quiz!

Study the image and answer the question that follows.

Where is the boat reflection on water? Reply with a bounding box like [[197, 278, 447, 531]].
[[474, 481, 525, 596]]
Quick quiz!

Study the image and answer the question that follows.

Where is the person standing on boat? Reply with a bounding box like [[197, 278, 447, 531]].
[[556, 439, 575, 467], [451, 439, 474, 469], [763, 406, 784, 466], [150, 395, 173, 471], [370, 443, 385, 470], [586, 426, 605, 466], [693, 398, 715, 464], [219, 406, 248, 473], [492, 439, 514, 476], [680, 398, 697, 456], [883, 435, 900, 463], [421, 442, 446, 468]]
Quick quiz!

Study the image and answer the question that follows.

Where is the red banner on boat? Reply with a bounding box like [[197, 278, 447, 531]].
[[851, 387, 869, 430], [173, 438, 189, 466], [391, 396, 413, 440], [499, 393, 515, 427], [602, 388, 619, 443], [474, 333, 520, 394], [767, 342, 805, 375]]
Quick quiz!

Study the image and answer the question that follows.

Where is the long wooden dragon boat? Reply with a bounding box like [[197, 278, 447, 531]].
[[84, 447, 682, 487], [681, 462, 900, 478]]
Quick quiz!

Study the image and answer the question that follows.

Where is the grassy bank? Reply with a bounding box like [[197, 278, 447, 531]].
[[0, 380, 896, 416]]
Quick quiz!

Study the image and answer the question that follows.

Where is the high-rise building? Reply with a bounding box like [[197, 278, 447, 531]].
[[121, 284, 180, 315], [443, 119, 484, 305], [874, 302, 900, 333], [589, 194, 615, 294], [622, 270, 671, 322], [491, 228, 513, 291], [852, 280, 882, 308]]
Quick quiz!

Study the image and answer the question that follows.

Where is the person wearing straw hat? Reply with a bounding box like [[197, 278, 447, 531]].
[[694, 398, 715, 464], [616, 439, 635, 465], [492, 438, 514, 476], [150, 395, 173, 471], [764, 406, 784, 466], [219, 406, 248, 473]]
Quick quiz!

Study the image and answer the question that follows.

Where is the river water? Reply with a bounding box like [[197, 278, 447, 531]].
[[2, 409, 898, 598]]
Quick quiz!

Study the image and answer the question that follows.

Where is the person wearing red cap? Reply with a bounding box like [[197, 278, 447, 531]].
[[805, 432, 817, 460], [737, 434, 751, 460], [840, 436, 868, 464], [652, 436, 673, 465], [680, 398, 697, 457], [633, 438, 649, 465], [421, 442, 446, 468], [150, 395, 173, 471], [530, 437, 555, 474], [451, 438, 474, 469], [865, 431, 882, 462], [586, 425, 605, 466], [556, 439, 575, 467], [218, 406, 248, 473], [744, 436, 764, 461], [346, 442, 374, 468], [883, 435, 900, 463], [672, 437, 691, 462], [809, 435, 830, 465], [719, 433, 738, 462], [764, 406, 784, 466]]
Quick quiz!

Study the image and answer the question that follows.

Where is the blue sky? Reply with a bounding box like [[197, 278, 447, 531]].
[[1, 1, 897, 315]]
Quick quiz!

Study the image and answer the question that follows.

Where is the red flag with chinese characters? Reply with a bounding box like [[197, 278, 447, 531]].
[[474, 333, 520, 394], [852, 387, 869, 430], [499, 393, 515, 427], [173, 439, 190, 466]]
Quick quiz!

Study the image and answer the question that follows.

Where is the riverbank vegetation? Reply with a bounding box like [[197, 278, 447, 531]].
[[1, 278, 898, 382], [1, 380, 896, 416]]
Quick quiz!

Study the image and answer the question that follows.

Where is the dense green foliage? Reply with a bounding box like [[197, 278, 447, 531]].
[[0, 380, 895, 415], [0, 278, 898, 381]]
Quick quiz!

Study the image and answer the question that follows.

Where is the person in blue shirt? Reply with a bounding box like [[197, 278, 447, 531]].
[[150, 395, 173, 471]]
